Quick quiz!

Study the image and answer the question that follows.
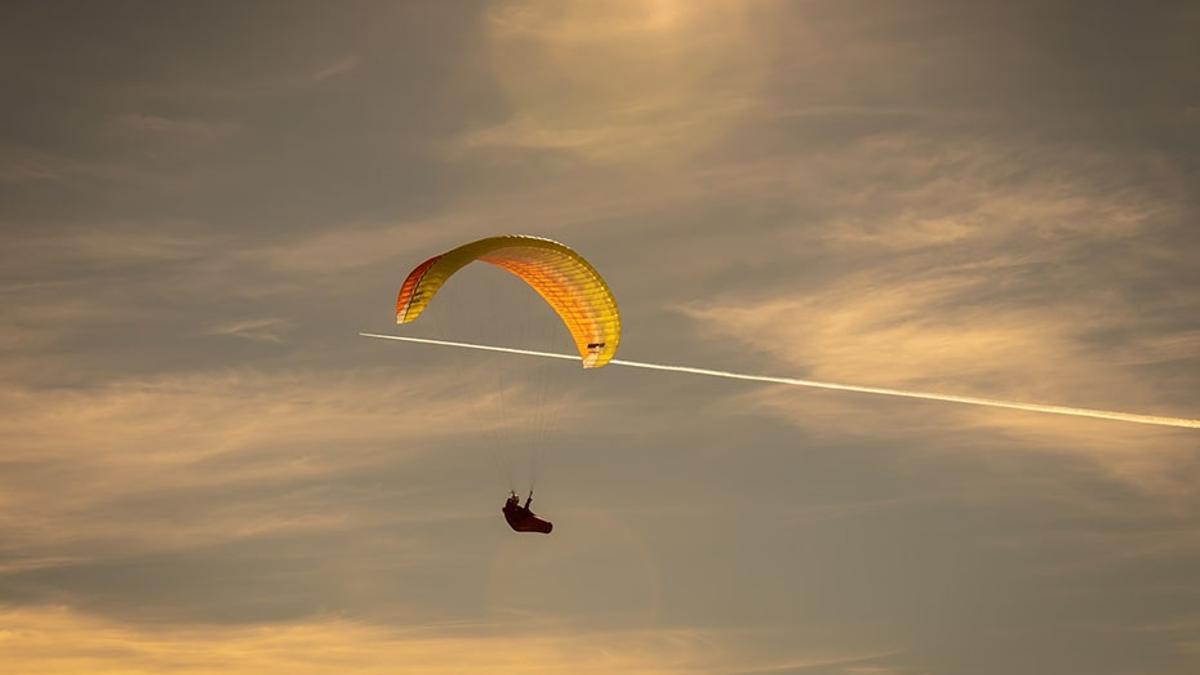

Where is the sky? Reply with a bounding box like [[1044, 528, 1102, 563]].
[[1, 1, 1199, 673]]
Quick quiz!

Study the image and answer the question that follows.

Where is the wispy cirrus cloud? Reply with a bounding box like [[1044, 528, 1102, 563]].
[[111, 113, 239, 145], [312, 55, 359, 82], [0, 604, 898, 675], [0, 364, 595, 560], [206, 317, 293, 343], [667, 131, 1198, 492], [456, 0, 770, 164]]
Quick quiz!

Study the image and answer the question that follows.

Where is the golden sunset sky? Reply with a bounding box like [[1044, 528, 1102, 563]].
[[2, 1, 1199, 673]]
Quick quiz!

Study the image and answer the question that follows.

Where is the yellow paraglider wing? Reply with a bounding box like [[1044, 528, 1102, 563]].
[[395, 235, 621, 368]]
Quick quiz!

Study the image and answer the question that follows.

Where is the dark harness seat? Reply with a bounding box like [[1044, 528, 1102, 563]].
[[503, 496, 553, 534]]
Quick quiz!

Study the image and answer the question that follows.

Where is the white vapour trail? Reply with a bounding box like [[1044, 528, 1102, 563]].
[[359, 333, 1200, 430]]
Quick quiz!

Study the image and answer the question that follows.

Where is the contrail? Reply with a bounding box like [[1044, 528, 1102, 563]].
[[359, 333, 1200, 430]]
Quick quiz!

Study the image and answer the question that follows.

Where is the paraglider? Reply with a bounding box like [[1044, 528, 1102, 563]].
[[502, 491, 553, 534], [394, 235, 622, 534]]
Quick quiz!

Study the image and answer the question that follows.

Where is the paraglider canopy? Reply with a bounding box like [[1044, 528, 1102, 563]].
[[395, 235, 621, 367]]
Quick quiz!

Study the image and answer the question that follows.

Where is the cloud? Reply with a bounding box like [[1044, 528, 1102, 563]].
[[456, 0, 771, 164], [0, 605, 894, 675], [0, 229, 222, 356], [5, 230, 211, 268], [666, 132, 1198, 492], [0, 144, 168, 191], [0, 155, 60, 184], [206, 317, 293, 343], [112, 113, 239, 145], [0, 364, 597, 560], [312, 55, 359, 82], [238, 221, 451, 275]]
